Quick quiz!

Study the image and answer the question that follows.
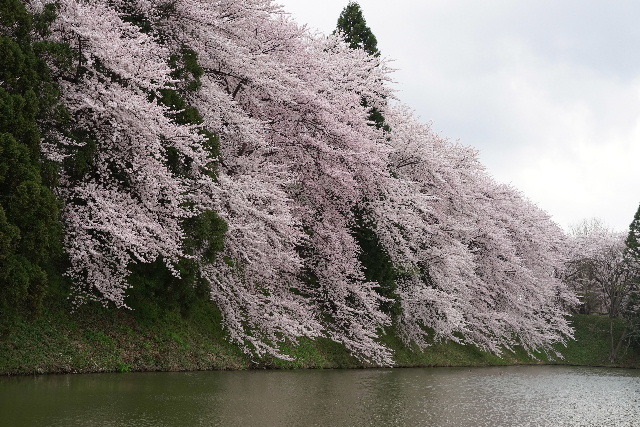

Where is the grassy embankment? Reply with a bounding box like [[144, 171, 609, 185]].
[[1, 287, 638, 375]]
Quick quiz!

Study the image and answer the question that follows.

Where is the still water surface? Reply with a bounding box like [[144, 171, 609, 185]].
[[1, 365, 639, 427]]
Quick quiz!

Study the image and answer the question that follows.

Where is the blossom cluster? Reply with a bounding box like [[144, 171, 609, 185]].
[[29, 0, 576, 363]]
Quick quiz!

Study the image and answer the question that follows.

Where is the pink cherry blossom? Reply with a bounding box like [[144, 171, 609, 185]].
[[30, 0, 577, 363]]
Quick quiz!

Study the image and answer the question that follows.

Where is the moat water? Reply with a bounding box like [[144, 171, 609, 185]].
[[1, 365, 639, 426]]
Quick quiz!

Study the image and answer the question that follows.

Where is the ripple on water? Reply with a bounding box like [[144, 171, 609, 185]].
[[0, 365, 638, 427]]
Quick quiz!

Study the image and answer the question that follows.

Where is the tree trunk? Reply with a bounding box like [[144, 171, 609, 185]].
[[608, 320, 628, 363]]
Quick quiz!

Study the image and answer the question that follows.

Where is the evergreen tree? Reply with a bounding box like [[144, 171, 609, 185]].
[[335, 2, 398, 315], [623, 203, 640, 347], [351, 209, 400, 316], [0, 0, 65, 322], [336, 1, 379, 56], [625, 203, 640, 262], [335, 2, 387, 131]]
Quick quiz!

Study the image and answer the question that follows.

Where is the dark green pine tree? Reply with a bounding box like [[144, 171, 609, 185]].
[[336, 1, 379, 56], [0, 0, 66, 323], [625, 203, 640, 262], [621, 203, 640, 348], [335, 2, 388, 132], [336, 2, 399, 316]]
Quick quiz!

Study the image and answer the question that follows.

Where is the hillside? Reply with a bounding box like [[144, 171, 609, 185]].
[[1, 284, 637, 375], [2, 0, 637, 372]]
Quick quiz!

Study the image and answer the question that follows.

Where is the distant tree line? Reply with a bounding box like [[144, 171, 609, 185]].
[[564, 207, 640, 361]]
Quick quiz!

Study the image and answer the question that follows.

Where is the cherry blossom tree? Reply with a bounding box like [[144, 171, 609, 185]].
[[564, 218, 640, 360], [125, 0, 397, 362], [565, 220, 632, 318], [26, 0, 577, 363], [28, 0, 217, 307], [376, 105, 575, 355]]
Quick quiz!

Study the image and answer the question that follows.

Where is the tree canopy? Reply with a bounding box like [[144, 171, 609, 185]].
[[15, 0, 577, 364], [335, 1, 379, 56], [0, 0, 64, 322], [625, 204, 640, 262]]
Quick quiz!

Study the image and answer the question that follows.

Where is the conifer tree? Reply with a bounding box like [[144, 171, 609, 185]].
[[335, 1, 387, 131], [624, 204, 640, 319], [335, 2, 397, 315], [625, 203, 640, 262], [623, 203, 640, 347], [0, 0, 64, 322], [336, 1, 379, 56]]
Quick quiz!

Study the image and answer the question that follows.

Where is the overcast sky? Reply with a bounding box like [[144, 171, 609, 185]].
[[277, 0, 640, 232]]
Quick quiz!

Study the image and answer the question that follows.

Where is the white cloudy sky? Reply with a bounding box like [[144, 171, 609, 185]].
[[277, 0, 640, 232]]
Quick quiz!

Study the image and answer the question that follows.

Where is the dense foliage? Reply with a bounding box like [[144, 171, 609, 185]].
[[0, 0, 65, 324], [14, 0, 578, 364], [625, 204, 640, 266], [335, 1, 379, 56], [623, 205, 640, 345]]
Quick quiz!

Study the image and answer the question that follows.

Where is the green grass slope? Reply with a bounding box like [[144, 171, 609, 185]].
[[1, 292, 638, 376]]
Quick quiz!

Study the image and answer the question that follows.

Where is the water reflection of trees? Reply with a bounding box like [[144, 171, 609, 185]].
[[1, 367, 639, 426]]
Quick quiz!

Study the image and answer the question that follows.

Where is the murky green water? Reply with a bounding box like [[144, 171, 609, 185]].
[[1, 365, 639, 426]]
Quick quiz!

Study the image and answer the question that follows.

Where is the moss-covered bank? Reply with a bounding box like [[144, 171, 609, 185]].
[[1, 289, 638, 376]]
